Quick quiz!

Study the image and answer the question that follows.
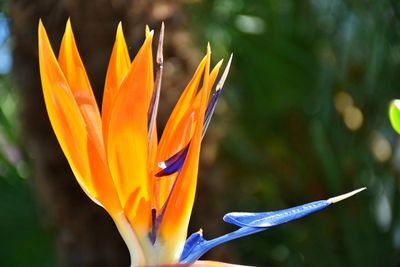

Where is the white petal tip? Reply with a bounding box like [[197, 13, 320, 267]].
[[327, 187, 367, 204], [216, 53, 233, 91], [158, 161, 166, 169]]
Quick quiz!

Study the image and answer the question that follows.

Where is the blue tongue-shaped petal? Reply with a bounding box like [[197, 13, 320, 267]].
[[223, 200, 329, 228], [179, 188, 366, 264]]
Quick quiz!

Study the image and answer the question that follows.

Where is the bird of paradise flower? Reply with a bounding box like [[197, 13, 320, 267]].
[[38, 19, 365, 267]]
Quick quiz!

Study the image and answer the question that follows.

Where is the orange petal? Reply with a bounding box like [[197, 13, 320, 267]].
[[102, 22, 131, 144], [155, 56, 207, 175], [154, 61, 222, 210], [57, 20, 121, 214], [159, 45, 213, 262], [58, 19, 103, 152], [107, 31, 154, 229], [148, 124, 158, 210], [154, 56, 206, 212], [58, 19, 96, 99], [38, 20, 96, 202], [155, 110, 195, 210], [191, 60, 223, 112]]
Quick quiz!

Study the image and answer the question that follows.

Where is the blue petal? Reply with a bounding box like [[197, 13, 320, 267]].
[[180, 226, 263, 264], [180, 200, 330, 263], [223, 200, 329, 228], [179, 188, 366, 264], [180, 230, 206, 261]]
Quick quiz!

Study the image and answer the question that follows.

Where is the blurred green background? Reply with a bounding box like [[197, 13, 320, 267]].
[[0, 6, 54, 267], [1, 0, 400, 266]]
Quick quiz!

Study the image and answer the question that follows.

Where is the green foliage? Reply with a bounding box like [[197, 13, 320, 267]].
[[0, 13, 55, 266], [389, 100, 400, 134], [0, 76, 55, 267], [189, 0, 400, 266]]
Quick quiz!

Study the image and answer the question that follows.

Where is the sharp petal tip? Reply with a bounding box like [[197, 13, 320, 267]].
[[228, 53, 233, 64], [215, 53, 233, 91], [38, 20, 48, 44], [64, 19, 74, 37], [327, 187, 367, 204], [116, 22, 125, 40], [66, 18, 72, 28], [216, 59, 224, 68], [38, 19, 44, 32]]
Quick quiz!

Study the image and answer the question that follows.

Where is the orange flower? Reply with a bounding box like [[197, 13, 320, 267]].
[[38, 19, 233, 266], [38, 19, 365, 267]]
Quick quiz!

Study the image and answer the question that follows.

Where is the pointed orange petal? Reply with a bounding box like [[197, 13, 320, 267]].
[[156, 56, 207, 166], [191, 60, 223, 111], [155, 61, 222, 210], [159, 46, 213, 262], [154, 57, 206, 212], [155, 110, 195, 210], [148, 125, 158, 210], [38, 20, 96, 201], [145, 25, 151, 37], [102, 22, 131, 143], [58, 19, 103, 154], [107, 31, 154, 229], [156, 58, 221, 167], [58, 19, 96, 98], [56, 20, 121, 214]]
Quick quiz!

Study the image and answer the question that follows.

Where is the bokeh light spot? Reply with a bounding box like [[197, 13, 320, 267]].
[[334, 91, 353, 114], [343, 106, 363, 131], [371, 131, 392, 162]]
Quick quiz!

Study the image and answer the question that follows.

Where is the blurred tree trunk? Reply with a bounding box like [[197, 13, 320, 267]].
[[10, 0, 228, 266]]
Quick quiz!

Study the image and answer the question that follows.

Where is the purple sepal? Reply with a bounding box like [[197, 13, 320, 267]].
[[149, 208, 157, 244], [155, 145, 189, 177], [203, 90, 222, 138]]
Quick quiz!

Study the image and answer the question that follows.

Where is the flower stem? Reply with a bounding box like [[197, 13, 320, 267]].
[[113, 212, 146, 267]]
